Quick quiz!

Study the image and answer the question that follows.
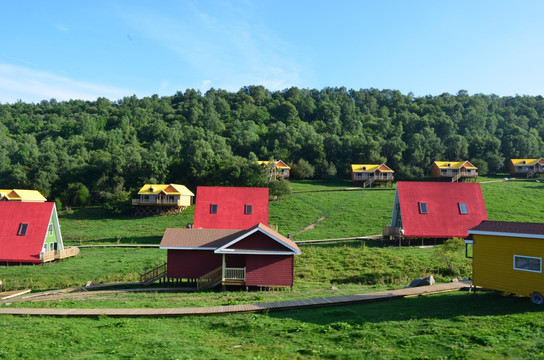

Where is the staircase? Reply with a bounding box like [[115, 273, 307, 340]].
[[140, 263, 167, 285], [452, 173, 462, 182], [363, 177, 376, 188], [197, 267, 222, 290], [527, 169, 536, 178]]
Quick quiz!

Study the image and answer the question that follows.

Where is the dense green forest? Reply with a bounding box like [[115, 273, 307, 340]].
[[1, 87, 544, 207]]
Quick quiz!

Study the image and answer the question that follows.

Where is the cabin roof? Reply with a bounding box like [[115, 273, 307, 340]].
[[433, 161, 477, 169], [193, 186, 269, 229], [0, 202, 56, 263], [137, 184, 194, 196], [0, 189, 47, 201], [396, 181, 487, 239], [257, 160, 291, 169], [160, 223, 301, 254], [469, 220, 544, 239], [510, 158, 544, 166], [351, 164, 394, 172]]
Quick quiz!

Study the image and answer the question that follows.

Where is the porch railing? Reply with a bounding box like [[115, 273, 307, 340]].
[[40, 246, 80, 262], [223, 267, 246, 281], [132, 198, 182, 206]]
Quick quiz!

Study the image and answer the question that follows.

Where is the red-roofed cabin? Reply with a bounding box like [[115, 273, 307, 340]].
[[0, 202, 78, 264], [193, 186, 269, 229], [159, 223, 301, 289], [386, 182, 487, 241]]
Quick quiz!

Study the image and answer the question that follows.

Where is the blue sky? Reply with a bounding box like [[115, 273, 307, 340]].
[[1, 1, 544, 103]]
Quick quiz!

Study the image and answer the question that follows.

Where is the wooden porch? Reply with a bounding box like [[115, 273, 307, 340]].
[[39, 246, 80, 263]]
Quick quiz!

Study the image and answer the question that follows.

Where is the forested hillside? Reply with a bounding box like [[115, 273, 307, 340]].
[[1, 87, 544, 206]]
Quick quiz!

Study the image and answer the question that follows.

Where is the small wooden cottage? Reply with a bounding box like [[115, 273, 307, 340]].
[[466, 221, 544, 304], [160, 223, 301, 289], [431, 161, 478, 182], [0, 202, 78, 264], [0, 189, 46, 202], [350, 164, 394, 187], [258, 160, 291, 180], [508, 158, 544, 177], [386, 182, 487, 240], [132, 184, 194, 215], [193, 186, 269, 229]]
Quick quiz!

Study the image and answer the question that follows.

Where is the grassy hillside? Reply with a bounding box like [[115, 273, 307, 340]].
[[1, 178, 543, 359]]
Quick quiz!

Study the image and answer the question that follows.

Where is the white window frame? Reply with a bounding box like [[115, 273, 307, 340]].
[[513, 255, 542, 273], [48, 224, 53, 236]]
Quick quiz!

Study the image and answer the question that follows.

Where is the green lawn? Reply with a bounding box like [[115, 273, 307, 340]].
[[1, 291, 543, 359], [1, 178, 543, 359]]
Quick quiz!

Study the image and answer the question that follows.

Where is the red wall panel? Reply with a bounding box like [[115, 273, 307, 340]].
[[167, 250, 221, 279], [245, 255, 293, 287]]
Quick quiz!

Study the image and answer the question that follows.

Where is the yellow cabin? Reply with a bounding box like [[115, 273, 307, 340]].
[[132, 184, 194, 215], [257, 160, 290, 180], [466, 220, 544, 304]]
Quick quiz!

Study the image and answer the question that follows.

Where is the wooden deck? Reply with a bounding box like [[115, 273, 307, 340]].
[[0, 281, 470, 317]]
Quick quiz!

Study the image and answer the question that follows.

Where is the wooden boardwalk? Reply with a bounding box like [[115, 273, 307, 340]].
[[0, 281, 470, 317]]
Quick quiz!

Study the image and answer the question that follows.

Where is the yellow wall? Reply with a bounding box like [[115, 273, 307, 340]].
[[473, 234, 544, 297], [179, 195, 192, 206]]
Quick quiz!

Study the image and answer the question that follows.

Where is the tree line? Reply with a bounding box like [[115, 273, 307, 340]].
[[1, 86, 543, 208]]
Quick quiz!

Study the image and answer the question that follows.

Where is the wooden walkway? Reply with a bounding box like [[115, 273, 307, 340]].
[[0, 281, 470, 317]]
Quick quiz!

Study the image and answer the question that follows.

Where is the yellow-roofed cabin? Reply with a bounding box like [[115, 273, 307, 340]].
[[431, 161, 478, 182], [0, 189, 47, 202], [132, 184, 194, 215], [466, 221, 544, 305], [508, 158, 544, 178], [350, 164, 394, 188]]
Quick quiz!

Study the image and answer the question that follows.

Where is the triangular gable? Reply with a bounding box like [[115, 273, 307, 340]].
[[215, 223, 301, 255], [394, 182, 487, 239], [459, 161, 477, 169], [0, 202, 58, 263], [11, 189, 47, 202], [274, 160, 290, 169], [377, 164, 394, 172], [167, 184, 194, 196]]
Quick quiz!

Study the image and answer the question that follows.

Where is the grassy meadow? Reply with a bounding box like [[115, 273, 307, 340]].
[[1, 177, 544, 359]]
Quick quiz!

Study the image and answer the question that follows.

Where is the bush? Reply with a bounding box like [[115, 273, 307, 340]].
[[291, 159, 315, 179], [268, 179, 292, 200], [433, 238, 471, 277]]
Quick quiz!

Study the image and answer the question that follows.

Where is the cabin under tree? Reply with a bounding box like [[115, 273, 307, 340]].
[[258, 160, 291, 180], [132, 184, 194, 215], [431, 161, 478, 182], [350, 163, 394, 188], [509, 158, 544, 178]]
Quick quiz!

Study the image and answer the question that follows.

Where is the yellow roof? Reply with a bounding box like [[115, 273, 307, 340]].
[[138, 184, 194, 196], [510, 158, 544, 166], [351, 164, 394, 172], [0, 189, 47, 201], [433, 161, 477, 169], [258, 160, 290, 169]]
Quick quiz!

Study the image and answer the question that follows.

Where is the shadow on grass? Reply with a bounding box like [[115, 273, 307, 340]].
[[296, 239, 388, 248], [268, 291, 542, 325]]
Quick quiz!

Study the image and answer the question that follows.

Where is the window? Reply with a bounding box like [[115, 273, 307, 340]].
[[245, 205, 252, 215], [17, 223, 28, 236], [458, 203, 468, 215], [210, 204, 218, 214], [48, 224, 53, 236], [514, 255, 542, 273], [418, 202, 428, 214]]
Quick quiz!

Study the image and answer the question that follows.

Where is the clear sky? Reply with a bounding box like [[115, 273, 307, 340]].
[[1, 1, 544, 103]]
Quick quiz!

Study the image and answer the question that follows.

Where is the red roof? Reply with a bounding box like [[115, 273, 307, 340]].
[[395, 182, 487, 239], [193, 186, 269, 229], [0, 202, 56, 263]]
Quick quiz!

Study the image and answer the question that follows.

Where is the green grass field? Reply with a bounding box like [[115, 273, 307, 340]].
[[1, 177, 543, 359]]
